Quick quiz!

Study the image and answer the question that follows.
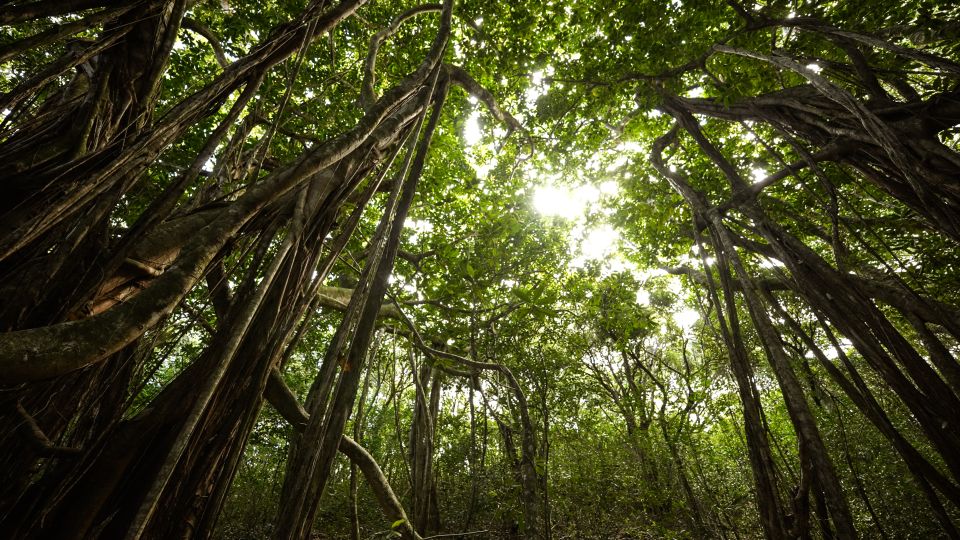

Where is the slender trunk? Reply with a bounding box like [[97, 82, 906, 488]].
[[712, 219, 856, 539], [275, 63, 449, 538]]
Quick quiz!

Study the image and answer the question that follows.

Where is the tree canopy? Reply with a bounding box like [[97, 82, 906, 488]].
[[1, 0, 959, 538]]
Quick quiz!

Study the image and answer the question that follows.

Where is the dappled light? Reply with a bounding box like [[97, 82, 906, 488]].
[[1, 1, 959, 539]]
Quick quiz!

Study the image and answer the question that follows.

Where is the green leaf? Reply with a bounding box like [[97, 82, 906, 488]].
[[514, 288, 532, 302]]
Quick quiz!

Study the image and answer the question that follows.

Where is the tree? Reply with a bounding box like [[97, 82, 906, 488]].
[[0, 0, 516, 537], [2, 1, 959, 539]]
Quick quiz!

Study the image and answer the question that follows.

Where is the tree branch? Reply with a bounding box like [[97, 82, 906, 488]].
[[182, 17, 229, 68], [265, 367, 309, 429], [316, 285, 403, 321], [444, 64, 523, 133], [263, 372, 420, 539], [339, 435, 422, 540], [361, 3, 443, 110], [16, 401, 81, 457]]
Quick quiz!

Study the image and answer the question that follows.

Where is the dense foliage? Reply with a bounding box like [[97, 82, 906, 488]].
[[0, 0, 958, 539]]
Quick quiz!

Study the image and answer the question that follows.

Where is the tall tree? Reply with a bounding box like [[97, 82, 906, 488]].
[[2, 1, 959, 539]]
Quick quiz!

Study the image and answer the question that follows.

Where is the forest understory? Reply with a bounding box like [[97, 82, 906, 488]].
[[1, 0, 959, 538]]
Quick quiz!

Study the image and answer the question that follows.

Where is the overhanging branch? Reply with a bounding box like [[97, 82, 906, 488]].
[[182, 17, 229, 68], [263, 371, 420, 539]]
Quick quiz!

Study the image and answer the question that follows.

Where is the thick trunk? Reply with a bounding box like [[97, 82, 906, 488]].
[[0, 22, 431, 537]]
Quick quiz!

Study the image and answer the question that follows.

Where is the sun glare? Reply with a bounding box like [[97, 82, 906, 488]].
[[463, 111, 482, 146], [673, 308, 700, 331], [636, 289, 651, 306], [533, 185, 583, 219], [581, 225, 619, 260], [599, 180, 619, 195], [533, 183, 605, 219]]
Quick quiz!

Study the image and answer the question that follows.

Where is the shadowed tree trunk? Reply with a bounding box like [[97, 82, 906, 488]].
[[641, 14, 960, 536], [275, 10, 452, 533], [2, 3, 957, 540], [409, 362, 443, 535], [0, 0, 482, 537]]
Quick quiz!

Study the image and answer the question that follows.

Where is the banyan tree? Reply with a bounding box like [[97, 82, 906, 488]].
[[0, 0, 521, 537], [1, 0, 960, 539], [645, 9, 960, 538]]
